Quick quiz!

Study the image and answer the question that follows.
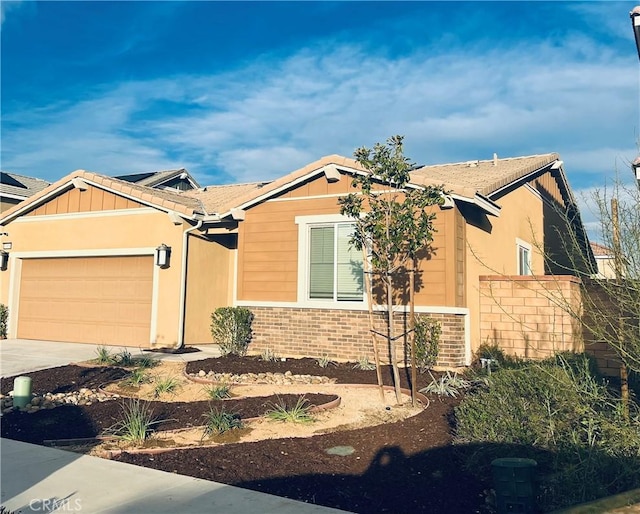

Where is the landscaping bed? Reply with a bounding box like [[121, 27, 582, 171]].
[[0, 355, 487, 513]]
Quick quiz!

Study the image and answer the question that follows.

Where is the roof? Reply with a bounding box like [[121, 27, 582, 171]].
[[115, 168, 200, 189], [1, 171, 51, 199], [410, 153, 560, 198], [590, 242, 613, 257], [0, 152, 566, 224]]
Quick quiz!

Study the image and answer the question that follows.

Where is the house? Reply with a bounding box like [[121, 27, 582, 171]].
[[0, 153, 593, 367], [1, 172, 51, 213], [115, 168, 201, 191], [590, 242, 616, 279]]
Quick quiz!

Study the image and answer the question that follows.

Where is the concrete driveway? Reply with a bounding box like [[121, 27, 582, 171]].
[[0, 338, 222, 376]]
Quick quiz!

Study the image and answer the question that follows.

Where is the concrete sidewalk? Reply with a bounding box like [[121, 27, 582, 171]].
[[1, 439, 347, 514], [0, 339, 221, 376]]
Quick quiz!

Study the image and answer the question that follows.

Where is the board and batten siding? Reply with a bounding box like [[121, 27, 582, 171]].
[[236, 172, 461, 307], [25, 185, 143, 216]]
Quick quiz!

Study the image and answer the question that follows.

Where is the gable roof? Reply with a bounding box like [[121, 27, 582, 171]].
[[590, 242, 613, 257], [410, 153, 560, 198], [0, 170, 205, 224], [0, 152, 569, 225], [115, 168, 201, 189], [0, 171, 51, 200]]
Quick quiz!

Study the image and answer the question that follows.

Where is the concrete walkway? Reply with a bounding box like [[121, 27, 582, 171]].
[[0, 339, 347, 513], [1, 439, 346, 513], [0, 339, 221, 376]]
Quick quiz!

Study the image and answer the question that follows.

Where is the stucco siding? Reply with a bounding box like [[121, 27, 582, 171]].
[[184, 233, 235, 344]]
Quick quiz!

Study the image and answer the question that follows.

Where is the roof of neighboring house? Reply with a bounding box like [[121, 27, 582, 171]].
[[590, 242, 613, 257], [0, 171, 51, 199], [410, 153, 560, 198], [115, 168, 200, 189]]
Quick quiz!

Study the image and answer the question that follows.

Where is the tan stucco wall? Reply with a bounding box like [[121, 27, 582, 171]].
[[0, 203, 187, 348], [184, 233, 235, 344], [236, 172, 458, 307], [466, 185, 545, 353]]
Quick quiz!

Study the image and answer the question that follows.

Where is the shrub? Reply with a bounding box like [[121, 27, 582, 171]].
[[202, 407, 243, 437], [455, 354, 640, 511], [0, 304, 8, 339], [210, 307, 254, 356], [353, 356, 376, 370], [204, 384, 232, 400], [131, 355, 158, 369], [109, 399, 158, 443], [94, 346, 115, 365], [266, 396, 315, 423], [260, 348, 279, 362], [420, 371, 470, 397], [114, 349, 134, 367], [124, 368, 151, 387], [316, 355, 337, 368], [153, 376, 180, 398], [414, 317, 441, 371]]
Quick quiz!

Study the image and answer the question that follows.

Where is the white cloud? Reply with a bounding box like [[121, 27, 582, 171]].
[[2, 27, 638, 195]]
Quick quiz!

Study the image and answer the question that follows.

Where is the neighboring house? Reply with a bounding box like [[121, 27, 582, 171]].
[[590, 242, 616, 279], [0, 153, 593, 367], [115, 168, 200, 191], [0, 172, 51, 213]]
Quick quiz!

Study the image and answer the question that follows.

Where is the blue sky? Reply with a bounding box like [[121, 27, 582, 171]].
[[1, 1, 639, 226]]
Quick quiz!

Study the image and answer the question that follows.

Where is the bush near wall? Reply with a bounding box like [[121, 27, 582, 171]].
[[0, 304, 8, 339], [210, 307, 254, 356], [455, 353, 640, 512]]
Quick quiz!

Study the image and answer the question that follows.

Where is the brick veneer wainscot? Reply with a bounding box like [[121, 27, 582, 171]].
[[245, 306, 466, 368]]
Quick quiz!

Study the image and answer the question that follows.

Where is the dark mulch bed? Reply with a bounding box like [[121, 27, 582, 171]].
[[1, 357, 488, 513]]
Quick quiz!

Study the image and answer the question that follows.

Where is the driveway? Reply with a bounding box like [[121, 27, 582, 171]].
[[0, 339, 221, 376]]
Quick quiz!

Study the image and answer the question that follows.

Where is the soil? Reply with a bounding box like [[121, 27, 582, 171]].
[[1, 356, 488, 513]]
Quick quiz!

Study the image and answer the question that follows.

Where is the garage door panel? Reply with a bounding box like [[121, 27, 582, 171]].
[[17, 256, 153, 346]]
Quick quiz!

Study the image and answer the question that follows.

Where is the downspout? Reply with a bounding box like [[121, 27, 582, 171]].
[[177, 218, 204, 349]]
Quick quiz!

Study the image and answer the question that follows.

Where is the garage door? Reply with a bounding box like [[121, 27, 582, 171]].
[[17, 256, 153, 346]]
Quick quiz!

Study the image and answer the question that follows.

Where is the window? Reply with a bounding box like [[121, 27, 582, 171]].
[[517, 239, 532, 275], [308, 222, 363, 302]]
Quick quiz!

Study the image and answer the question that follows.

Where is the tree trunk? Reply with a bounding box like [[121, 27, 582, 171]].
[[362, 247, 385, 403], [387, 272, 402, 404], [612, 198, 629, 419], [410, 262, 417, 407]]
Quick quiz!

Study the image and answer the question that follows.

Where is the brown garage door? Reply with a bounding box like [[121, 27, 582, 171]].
[[17, 256, 153, 346]]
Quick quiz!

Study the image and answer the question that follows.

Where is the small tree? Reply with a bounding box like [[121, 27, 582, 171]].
[[339, 135, 444, 403]]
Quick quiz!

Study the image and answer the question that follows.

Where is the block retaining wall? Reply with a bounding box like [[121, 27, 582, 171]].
[[245, 306, 467, 368]]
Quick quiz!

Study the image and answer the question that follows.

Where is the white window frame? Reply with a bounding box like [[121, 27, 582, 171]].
[[516, 238, 532, 275], [295, 214, 366, 308]]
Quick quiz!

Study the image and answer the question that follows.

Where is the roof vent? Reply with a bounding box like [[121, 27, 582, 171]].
[[493, 153, 498, 166]]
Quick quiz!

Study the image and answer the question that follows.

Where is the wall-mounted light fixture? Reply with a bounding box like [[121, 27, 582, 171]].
[[155, 244, 171, 268], [0, 250, 9, 271]]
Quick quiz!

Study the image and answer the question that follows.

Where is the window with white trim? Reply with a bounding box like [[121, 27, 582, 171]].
[[516, 239, 532, 275], [308, 223, 364, 301]]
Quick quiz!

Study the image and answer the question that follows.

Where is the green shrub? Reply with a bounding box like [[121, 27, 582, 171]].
[[316, 355, 337, 368], [124, 368, 151, 387], [260, 348, 279, 362], [131, 355, 158, 369], [420, 371, 470, 397], [414, 317, 441, 371], [94, 345, 115, 365], [266, 396, 315, 423], [455, 354, 640, 511], [202, 407, 243, 437], [0, 304, 8, 339], [210, 307, 254, 356], [153, 376, 180, 398], [109, 399, 159, 443], [114, 349, 134, 367], [352, 356, 376, 370], [204, 384, 232, 400]]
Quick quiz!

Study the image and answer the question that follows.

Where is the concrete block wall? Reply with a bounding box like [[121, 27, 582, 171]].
[[479, 275, 584, 360], [245, 306, 467, 368]]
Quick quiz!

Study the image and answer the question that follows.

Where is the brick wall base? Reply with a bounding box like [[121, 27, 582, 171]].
[[245, 306, 467, 368]]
